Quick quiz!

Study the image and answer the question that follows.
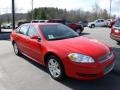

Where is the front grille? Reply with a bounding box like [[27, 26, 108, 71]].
[[99, 52, 113, 63], [104, 63, 114, 75]]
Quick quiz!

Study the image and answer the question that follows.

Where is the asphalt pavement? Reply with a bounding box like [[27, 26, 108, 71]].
[[0, 28, 120, 90]]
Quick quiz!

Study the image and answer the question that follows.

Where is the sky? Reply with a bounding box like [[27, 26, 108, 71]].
[[0, 0, 120, 16]]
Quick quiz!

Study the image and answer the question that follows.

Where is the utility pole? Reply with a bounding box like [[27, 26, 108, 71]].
[[32, 0, 33, 20], [12, 0, 15, 29], [109, 0, 112, 18]]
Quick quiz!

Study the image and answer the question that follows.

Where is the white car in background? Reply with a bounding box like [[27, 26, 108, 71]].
[[1, 23, 12, 29], [88, 19, 108, 28]]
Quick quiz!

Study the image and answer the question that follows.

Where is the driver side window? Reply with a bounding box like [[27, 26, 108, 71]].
[[96, 20, 100, 22], [27, 25, 39, 37]]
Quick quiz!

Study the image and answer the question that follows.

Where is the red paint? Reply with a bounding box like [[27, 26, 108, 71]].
[[110, 20, 120, 42], [11, 23, 115, 80]]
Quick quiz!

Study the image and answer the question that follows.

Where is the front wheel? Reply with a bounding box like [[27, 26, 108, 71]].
[[47, 55, 65, 80]]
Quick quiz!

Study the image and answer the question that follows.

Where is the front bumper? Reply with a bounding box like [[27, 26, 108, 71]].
[[64, 54, 115, 80]]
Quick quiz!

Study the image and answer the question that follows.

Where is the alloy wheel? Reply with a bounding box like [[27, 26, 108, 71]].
[[48, 58, 61, 78]]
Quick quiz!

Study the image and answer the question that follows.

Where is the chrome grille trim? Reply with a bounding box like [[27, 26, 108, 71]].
[[99, 52, 113, 63]]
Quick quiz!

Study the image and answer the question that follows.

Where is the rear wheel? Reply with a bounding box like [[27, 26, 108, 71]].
[[13, 43, 21, 55], [117, 41, 120, 44], [46, 55, 65, 80], [75, 28, 82, 34], [91, 24, 95, 28]]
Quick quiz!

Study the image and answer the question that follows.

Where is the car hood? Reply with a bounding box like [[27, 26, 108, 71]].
[[47, 36, 110, 59], [88, 22, 95, 25]]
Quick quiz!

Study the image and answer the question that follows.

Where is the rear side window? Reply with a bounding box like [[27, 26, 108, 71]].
[[16, 27, 21, 33], [19, 25, 29, 35]]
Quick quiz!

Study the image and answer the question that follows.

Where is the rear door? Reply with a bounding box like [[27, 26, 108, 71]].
[[14, 25, 29, 54]]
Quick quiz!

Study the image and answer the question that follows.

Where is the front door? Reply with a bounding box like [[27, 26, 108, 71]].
[[25, 25, 42, 63]]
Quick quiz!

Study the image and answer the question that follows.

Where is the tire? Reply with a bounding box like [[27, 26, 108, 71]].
[[117, 41, 120, 44], [46, 55, 65, 80], [75, 28, 82, 34], [91, 24, 95, 28], [7, 26, 10, 29], [13, 43, 21, 55]]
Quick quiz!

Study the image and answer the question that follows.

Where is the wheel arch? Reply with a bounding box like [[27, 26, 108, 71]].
[[44, 52, 64, 67], [92, 24, 95, 26], [44, 51, 66, 80]]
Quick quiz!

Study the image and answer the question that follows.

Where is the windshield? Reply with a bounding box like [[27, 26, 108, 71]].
[[40, 24, 79, 40]]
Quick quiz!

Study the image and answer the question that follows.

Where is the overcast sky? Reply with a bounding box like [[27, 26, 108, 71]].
[[0, 0, 120, 16]]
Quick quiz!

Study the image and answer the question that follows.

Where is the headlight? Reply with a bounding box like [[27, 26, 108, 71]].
[[68, 53, 95, 63]]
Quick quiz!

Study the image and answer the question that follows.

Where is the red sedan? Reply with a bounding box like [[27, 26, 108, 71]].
[[11, 23, 115, 80], [110, 20, 120, 43]]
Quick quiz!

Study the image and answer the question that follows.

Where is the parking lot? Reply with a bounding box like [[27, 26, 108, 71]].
[[0, 27, 120, 90]]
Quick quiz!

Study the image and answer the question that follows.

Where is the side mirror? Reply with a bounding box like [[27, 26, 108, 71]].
[[31, 35, 41, 41]]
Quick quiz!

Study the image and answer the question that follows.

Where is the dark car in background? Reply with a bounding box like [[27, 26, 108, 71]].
[[110, 20, 120, 43], [47, 19, 84, 34], [78, 21, 88, 27]]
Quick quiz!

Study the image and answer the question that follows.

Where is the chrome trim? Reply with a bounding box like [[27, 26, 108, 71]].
[[99, 52, 113, 63], [104, 63, 115, 75]]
